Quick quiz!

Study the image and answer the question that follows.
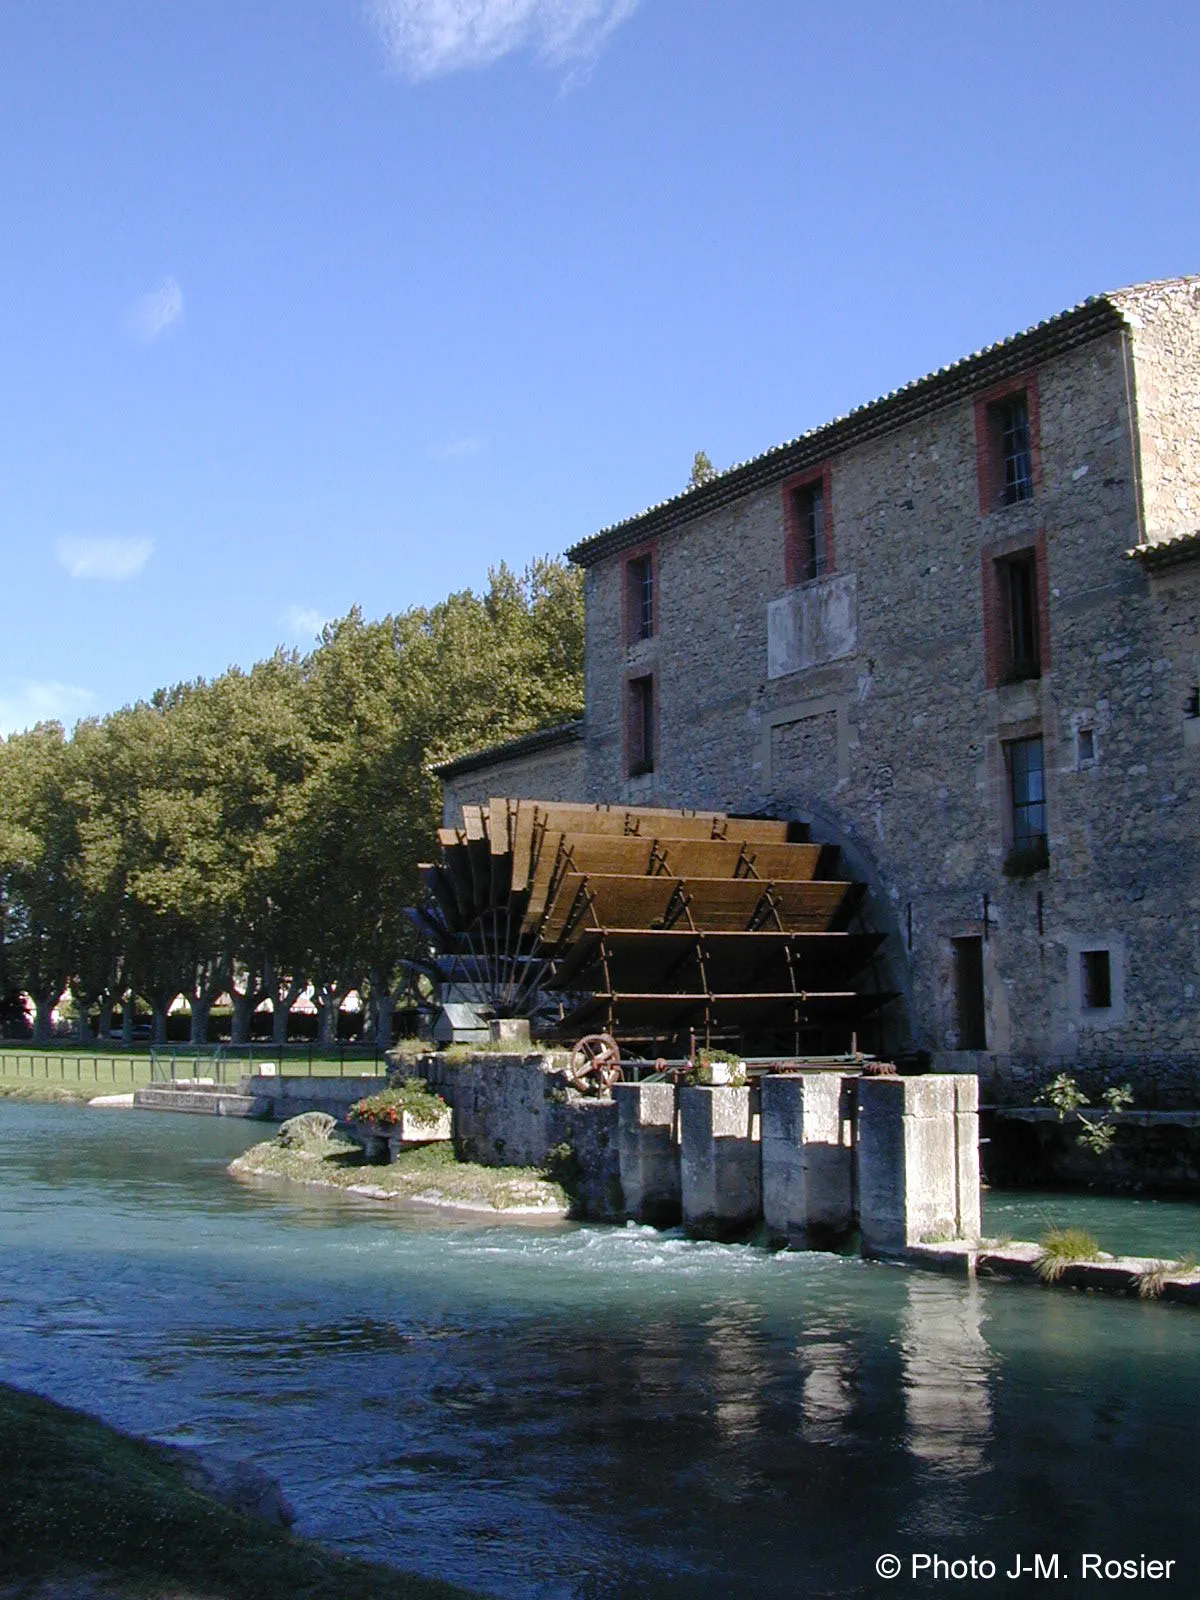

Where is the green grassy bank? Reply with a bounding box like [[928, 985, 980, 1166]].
[[0, 1381, 480, 1600]]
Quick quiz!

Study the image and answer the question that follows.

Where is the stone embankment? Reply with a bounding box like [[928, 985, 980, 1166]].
[[906, 1238, 1200, 1305], [211, 1050, 1200, 1310], [984, 1106, 1200, 1193]]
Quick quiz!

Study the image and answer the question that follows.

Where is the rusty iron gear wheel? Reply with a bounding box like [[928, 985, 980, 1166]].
[[567, 1033, 623, 1094]]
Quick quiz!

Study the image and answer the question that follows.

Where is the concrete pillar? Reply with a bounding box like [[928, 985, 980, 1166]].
[[679, 1085, 761, 1240], [614, 1081, 680, 1225], [761, 1073, 855, 1247], [954, 1073, 982, 1242], [856, 1075, 980, 1257]]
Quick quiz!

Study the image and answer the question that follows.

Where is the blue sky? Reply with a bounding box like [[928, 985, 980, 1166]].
[[2, 1, 1199, 733]]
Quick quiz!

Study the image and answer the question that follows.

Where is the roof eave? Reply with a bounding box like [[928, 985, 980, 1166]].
[[430, 718, 585, 780], [568, 296, 1127, 569], [1127, 531, 1200, 572]]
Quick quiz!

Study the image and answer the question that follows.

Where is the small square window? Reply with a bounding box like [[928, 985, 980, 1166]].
[[1077, 727, 1095, 766], [1080, 949, 1112, 1010], [627, 675, 654, 776]]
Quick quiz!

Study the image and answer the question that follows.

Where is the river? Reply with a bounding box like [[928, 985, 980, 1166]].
[[2, 1101, 1199, 1598]]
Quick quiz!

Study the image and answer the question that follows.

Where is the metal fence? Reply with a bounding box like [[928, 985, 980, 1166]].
[[0, 1052, 155, 1086], [0, 1041, 387, 1087]]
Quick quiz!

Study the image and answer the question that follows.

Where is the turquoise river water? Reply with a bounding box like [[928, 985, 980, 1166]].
[[2, 1102, 1200, 1599]]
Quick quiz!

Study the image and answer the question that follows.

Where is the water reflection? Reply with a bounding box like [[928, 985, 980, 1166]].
[[3, 1104, 1200, 1599], [899, 1276, 992, 1477], [798, 1334, 855, 1444]]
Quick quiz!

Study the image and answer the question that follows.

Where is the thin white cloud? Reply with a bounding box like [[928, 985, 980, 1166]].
[[55, 537, 154, 582], [0, 680, 95, 737], [283, 604, 331, 640], [369, 0, 639, 81], [129, 276, 184, 342], [429, 435, 485, 459]]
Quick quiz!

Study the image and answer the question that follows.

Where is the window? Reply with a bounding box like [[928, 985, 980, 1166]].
[[952, 936, 987, 1050], [627, 675, 654, 776], [626, 553, 654, 642], [793, 481, 827, 582], [995, 394, 1033, 505], [999, 550, 1040, 680], [783, 468, 833, 587], [1077, 727, 1095, 766], [1080, 949, 1112, 1011], [983, 531, 1049, 689], [975, 377, 1039, 514], [1007, 735, 1046, 847]]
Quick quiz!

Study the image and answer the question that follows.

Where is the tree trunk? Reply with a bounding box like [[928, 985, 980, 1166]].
[[315, 986, 338, 1047], [369, 968, 396, 1050], [230, 988, 256, 1046], [149, 997, 170, 1050], [31, 990, 57, 1045], [189, 996, 211, 1048], [121, 1001, 134, 1047], [271, 978, 304, 1046]]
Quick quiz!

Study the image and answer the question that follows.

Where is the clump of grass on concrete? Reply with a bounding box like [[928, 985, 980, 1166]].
[[231, 1134, 569, 1213], [1036, 1226, 1102, 1282], [1138, 1261, 1170, 1299], [0, 1380, 478, 1600]]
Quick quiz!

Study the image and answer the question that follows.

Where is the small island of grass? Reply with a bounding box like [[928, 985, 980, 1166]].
[[230, 1126, 570, 1216]]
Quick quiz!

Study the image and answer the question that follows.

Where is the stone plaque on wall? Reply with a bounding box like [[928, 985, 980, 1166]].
[[767, 571, 858, 680]]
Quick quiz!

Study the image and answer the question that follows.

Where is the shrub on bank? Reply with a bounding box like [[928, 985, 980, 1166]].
[[348, 1080, 449, 1128]]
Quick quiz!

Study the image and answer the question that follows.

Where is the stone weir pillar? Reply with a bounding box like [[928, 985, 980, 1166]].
[[856, 1075, 980, 1257], [614, 1081, 681, 1226], [679, 1085, 761, 1240], [760, 1073, 856, 1247]]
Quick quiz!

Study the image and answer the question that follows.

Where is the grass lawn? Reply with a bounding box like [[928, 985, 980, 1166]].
[[0, 1381, 481, 1599]]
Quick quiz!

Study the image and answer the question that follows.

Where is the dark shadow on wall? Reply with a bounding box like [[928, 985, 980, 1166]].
[[773, 793, 918, 1065]]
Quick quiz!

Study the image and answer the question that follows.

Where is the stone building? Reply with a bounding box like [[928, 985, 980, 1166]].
[[434, 277, 1200, 1101]]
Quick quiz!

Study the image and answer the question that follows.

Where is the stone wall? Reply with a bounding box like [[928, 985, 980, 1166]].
[[395, 1052, 621, 1219], [438, 729, 586, 824], [1112, 278, 1200, 545], [576, 285, 1200, 1099], [240, 1074, 386, 1120], [984, 1107, 1200, 1194]]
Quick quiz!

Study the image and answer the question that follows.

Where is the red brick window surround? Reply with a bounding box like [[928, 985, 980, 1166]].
[[625, 672, 656, 778], [622, 542, 657, 645], [974, 373, 1041, 515], [982, 529, 1051, 689], [783, 465, 834, 588]]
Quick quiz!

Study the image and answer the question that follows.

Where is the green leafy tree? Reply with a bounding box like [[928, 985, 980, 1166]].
[[688, 450, 717, 488], [0, 725, 84, 1041]]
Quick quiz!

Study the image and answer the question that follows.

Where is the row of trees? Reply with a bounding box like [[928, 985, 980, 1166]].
[[0, 559, 583, 1046]]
